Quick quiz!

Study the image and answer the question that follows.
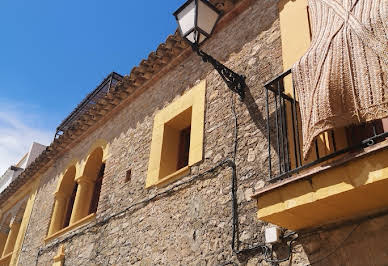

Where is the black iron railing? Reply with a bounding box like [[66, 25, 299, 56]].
[[265, 69, 388, 182], [55, 72, 123, 138]]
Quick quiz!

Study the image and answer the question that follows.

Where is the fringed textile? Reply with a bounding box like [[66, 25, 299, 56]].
[[292, 0, 388, 159]]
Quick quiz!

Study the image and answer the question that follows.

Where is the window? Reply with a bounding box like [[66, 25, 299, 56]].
[[177, 126, 191, 170], [47, 143, 107, 241], [89, 163, 105, 214], [48, 165, 77, 236], [0, 200, 28, 265], [146, 80, 206, 187], [159, 107, 192, 179], [62, 183, 77, 228]]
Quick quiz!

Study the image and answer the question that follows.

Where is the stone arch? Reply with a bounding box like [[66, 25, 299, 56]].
[[56, 165, 76, 196], [47, 141, 108, 238], [54, 159, 80, 192], [48, 165, 78, 236], [68, 144, 107, 224], [77, 139, 108, 179], [82, 147, 104, 182], [0, 199, 27, 257], [85, 139, 109, 163]]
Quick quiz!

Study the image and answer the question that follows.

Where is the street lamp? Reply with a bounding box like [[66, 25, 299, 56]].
[[174, 0, 246, 99]]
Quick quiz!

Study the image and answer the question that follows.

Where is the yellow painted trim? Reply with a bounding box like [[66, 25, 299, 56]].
[[54, 159, 79, 194], [153, 166, 190, 188], [278, 0, 348, 168], [45, 213, 96, 244], [0, 182, 34, 215], [87, 139, 109, 162], [50, 140, 106, 237], [53, 245, 65, 266], [257, 149, 388, 230], [9, 178, 41, 266], [78, 139, 109, 177], [278, 0, 311, 71], [146, 80, 206, 188]]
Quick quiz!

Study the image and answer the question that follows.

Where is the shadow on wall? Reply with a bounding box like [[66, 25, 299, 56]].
[[243, 85, 280, 154], [296, 214, 388, 265], [30, 0, 281, 249], [240, 213, 388, 265], [104, 0, 280, 144]]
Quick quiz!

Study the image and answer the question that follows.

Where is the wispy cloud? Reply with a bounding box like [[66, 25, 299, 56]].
[[0, 100, 53, 175]]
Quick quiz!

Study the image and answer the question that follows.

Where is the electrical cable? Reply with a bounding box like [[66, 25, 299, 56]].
[[34, 91, 291, 265], [230, 94, 239, 253], [262, 236, 298, 264], [228, 93, 298, 265], [34, 159, 236, 264], [34, 91, 244, 264]]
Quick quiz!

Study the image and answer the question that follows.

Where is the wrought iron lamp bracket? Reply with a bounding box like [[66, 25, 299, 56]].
[[191, 44, 246, 100]]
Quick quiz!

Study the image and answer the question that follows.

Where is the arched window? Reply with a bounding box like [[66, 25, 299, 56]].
[[48, 166, 77, 236], [62, 182, 77, 228], [70, 147, 104, 222], [0, 200, 27, 264], [0, 214, 12, 256], [89, 163, 105, 214], [47, 146, 106, 239]]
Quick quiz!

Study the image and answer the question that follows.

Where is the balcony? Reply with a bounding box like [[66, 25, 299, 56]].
[[253, 69, 388, 230], [55, 72, 123, 137]]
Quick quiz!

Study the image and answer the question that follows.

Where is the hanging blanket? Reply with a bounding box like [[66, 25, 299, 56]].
[[292, 0, 388, 159]]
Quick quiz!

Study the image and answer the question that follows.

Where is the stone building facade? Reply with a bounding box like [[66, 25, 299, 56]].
[[0, 0, 388, 265]]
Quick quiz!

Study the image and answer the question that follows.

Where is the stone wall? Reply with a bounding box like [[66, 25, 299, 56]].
[[271, 213, 388, 266], [18, 0, 283, 265], [15, 0, 388, 265]]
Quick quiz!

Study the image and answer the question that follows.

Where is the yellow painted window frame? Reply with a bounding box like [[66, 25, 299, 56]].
[[45, 213, 96, 244], [46, 140, 108, 243], [0, 178, 40, 265], [146, 80, 206, 188]]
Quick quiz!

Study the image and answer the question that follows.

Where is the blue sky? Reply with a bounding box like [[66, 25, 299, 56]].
[[0, 0, 184, 173]]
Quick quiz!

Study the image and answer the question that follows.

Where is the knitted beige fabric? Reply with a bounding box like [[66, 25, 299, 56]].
[[292, 0, 388, 159]]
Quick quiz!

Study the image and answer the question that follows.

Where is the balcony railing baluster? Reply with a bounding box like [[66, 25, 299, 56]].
[[264, 69, 388, 182], [265, 86, 272, 179], [274, 85, 282, 174], [55, 72, 123, 138]]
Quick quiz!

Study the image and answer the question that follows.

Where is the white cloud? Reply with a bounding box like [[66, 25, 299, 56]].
[[0, 101, 53, 175]]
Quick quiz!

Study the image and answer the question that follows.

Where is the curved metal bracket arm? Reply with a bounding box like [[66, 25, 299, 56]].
[[191, 44, 246, 100]]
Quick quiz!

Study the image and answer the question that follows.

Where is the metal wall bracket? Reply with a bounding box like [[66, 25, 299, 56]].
[[191, 44, 246, 100]]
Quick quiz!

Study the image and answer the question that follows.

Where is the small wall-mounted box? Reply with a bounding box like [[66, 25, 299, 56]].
[[265, 226, 282, 244]]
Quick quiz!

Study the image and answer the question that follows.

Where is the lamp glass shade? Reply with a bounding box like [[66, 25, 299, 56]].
[[175, 0, 196, 41], [174, 0, 221, 46], [197, 0, 219, 36]]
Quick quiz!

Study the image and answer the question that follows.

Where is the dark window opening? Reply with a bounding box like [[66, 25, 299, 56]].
[[125, 169, 132, 183], [346, 120, 385, 146], [177, 127, 191, 170], [159, 107, 192, 179], [63, 183, 78, 228], [89, 163, 105, 214]]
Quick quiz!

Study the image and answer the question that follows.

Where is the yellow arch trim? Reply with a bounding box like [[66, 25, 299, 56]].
[[77, 139, 109, 180], [54, 159, 79, 194], [88, 139, 109, 161]]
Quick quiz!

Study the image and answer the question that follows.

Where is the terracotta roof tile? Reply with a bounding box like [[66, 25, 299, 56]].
[[0, 0, 242, 204]]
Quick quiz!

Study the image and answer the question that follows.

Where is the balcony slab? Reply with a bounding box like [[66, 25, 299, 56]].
[[253, 141, 388, 230]]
